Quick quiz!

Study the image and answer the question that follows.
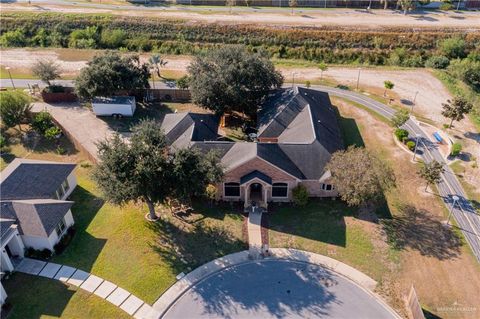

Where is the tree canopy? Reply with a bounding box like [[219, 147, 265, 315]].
[[32, 60, 61, 87], [418, 160, 444, 191], [93, 120, 223, 220], [441, 96, 473, 127], [391, 109, 410, 128], [75, 51, 150, 100], [0, 90, 31, 131], [326, 146, 396, 207], [188, 45, 283, 118]]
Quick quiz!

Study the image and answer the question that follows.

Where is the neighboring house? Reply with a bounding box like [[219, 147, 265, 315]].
[[160, 87, 343, 210], [0, 158, 77, 302]]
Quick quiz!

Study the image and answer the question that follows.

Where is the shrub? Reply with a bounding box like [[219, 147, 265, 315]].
[[176, 75, 190, 89], [32, 111, 54, 134], [450, 143, 462, 156], [25, 247, 52, 260], [100, 29, 126, 49], [305, 80, 311, 88], [438, 37, 466, 59], [439, 2, 454, 10], [448, 59, 480, 90], [0, 29, 27, 47], [394, 128, 409, 142], [425, 55, 450, 69], [292, 184, 309, 206], [54, 226, 76, 255], [44, 126, 62, 140], [0, 135, 8, 152], [56, 146, 66, 155], [43, 85, 67, 93], [406, 140, 416, 151]]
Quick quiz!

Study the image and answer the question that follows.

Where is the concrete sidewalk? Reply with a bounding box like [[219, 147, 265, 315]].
[[15, 258, 159, 319], [247, 210, 263, 258]]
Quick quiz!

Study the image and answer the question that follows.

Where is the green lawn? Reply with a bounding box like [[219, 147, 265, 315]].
[[2, 273, 130, 319], [268, 201, 390, 281], [51, 167, 246, 304]]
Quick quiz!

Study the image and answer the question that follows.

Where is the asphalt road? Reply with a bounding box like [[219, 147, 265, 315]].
[[163, 260, 398, 319], [0, 79, 174, 89], [313, 85, 480, 263]]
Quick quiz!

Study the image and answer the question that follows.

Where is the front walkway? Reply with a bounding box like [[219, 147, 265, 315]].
[[247, 209, 263, 258], [15, 258, 160, 319]]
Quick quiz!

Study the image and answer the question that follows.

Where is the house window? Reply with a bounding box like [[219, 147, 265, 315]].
[[272, 183, 288, 198], [321, 184, 334, 191], [55, 179, 70, 199], [55, 217, 66, 237], [224, 182, 240, 197]]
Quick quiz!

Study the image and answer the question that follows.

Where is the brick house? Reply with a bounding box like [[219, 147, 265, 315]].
[[160, 87, 343, 210]]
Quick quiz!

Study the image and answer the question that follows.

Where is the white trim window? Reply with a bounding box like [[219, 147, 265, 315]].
[[321, 183, 334, 191], [272, 183, 288, 198], [224, 182, 240, 197], [55, 217, 67, 237], [55, 179, 70, 199]]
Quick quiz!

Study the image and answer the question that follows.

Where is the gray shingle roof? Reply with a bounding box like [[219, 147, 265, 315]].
[[1, 159, 76, 200], [159, 87, 343, 181], [1, 200, 73, 237]]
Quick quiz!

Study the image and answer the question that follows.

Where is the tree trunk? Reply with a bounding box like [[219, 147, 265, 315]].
[[384, 0, 388, 9], [425, 183, 429, 192], [450, 118, 454, 128], [146, 199, 157, 220]]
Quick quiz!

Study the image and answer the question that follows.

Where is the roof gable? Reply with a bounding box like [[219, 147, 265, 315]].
[[1, 159, 76, 200]]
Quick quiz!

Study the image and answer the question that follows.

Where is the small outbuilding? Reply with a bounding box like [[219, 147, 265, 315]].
[[92, 96, 136, 117]]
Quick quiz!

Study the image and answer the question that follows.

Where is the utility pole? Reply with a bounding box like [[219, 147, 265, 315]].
[[356, 67, 361, 91], [292, 72, 297, 88], [5, 67, 15, 89], [456, 0, 461, 11], [411, 91, 419, 112]]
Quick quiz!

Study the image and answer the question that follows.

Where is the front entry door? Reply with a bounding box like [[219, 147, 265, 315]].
[[250, 183, 263, 204]]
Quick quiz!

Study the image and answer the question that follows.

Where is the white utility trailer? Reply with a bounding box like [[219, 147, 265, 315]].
[[92, 96, 136, 117]]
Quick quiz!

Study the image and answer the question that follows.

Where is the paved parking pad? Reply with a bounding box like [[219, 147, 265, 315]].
[[67, 269, 90, 287], [54, 265, 76, 282], [38, 263, 62, 279], [94, 280, 117, 299], [15, 258, 46, 275], [80, 275, 104, 293], [120, 294, 144, 315], [164, 259, 398, 319], [107, 287, 130, 306]]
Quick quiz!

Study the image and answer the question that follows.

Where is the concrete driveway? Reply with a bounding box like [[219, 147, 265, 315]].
[[163, 259, 397, 319], [31, 102, 115, 161]]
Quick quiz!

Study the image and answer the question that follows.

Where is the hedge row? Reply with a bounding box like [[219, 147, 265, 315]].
[[1, 12, 479, 66]]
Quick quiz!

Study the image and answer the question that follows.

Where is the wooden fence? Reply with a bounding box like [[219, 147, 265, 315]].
[[406, 285, 425, 319]]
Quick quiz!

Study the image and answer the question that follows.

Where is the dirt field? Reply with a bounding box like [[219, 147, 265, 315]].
[[334, 97, 480, 319], [1, 4, 480, 28]]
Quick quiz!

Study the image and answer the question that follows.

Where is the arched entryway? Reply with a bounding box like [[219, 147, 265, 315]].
[[249, 183, 263, 204]]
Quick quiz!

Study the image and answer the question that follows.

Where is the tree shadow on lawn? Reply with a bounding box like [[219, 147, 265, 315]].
[[3, 273, 75, 319], [147, 215, 248, 275], [52, 185, 107, 272], [381, 204, 462, 260]]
